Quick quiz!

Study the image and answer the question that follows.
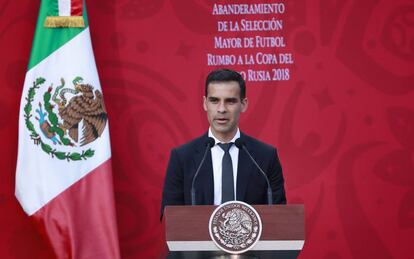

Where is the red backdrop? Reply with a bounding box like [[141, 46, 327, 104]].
[[1, 0, 413, 258]]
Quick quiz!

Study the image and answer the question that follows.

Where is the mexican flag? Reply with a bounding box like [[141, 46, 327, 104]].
[[15, 0, 120, 258]]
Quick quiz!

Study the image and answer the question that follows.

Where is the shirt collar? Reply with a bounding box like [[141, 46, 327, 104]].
[[208, 128, 240, 145]]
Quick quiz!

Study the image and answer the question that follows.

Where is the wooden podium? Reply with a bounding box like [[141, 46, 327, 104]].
[[164, 204, 305, 259]]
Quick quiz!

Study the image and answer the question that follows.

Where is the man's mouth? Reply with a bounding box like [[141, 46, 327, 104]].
[[215, 118, 229, 124]]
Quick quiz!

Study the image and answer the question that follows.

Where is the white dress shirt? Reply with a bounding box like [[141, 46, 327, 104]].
[[209, 128, 240, 205]]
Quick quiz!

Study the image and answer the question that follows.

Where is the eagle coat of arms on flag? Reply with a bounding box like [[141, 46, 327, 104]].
[[24, 76, 107, 161]]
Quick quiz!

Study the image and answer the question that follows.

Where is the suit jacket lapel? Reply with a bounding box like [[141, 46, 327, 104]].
[[192, 134, 214, 205], [236, 133, 255, 202]]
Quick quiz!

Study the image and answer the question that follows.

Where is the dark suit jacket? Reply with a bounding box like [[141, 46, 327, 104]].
[[161, 132, 286, 214]]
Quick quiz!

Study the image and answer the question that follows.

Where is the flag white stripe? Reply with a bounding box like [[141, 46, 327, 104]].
[[58, 0, 71, 16]]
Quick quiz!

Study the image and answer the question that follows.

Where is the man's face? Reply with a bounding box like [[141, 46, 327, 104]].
[[203, 81, 248, 142]]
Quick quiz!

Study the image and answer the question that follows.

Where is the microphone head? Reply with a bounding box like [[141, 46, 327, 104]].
[[235, 138, 245, 149], [206, 137, 215, 148]]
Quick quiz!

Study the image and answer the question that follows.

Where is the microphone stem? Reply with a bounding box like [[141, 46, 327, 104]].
[[242, 145, 273, 205], [191, 144, 211, 205]]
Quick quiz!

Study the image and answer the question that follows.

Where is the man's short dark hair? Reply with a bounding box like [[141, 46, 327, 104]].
[[205, 69, 246, 99]]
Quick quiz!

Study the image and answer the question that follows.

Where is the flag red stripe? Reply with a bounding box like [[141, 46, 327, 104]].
[[31, 159, 120, 259], [71, 0, 83, 16]]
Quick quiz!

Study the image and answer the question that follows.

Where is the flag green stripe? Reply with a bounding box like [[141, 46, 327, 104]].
[[28, 0, 89, 70], [50, 0, 58, 16]]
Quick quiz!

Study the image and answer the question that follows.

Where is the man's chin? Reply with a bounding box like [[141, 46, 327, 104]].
[[212, 124, 230, 132], [211, 126, 236, 137]]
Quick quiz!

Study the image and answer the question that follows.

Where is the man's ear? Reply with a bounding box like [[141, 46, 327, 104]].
[[203, 96, 207, 111], [241, 98, 248, 112]]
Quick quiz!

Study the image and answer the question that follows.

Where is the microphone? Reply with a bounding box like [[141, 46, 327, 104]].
[[235, 138, 273, 205], [191, 137, 215, 205]]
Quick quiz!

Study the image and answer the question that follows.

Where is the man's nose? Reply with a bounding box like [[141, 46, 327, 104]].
[[217, 101, 226, 113]]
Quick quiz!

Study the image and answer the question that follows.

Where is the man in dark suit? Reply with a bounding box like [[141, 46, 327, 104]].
[[161, 69, 286, 213]]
